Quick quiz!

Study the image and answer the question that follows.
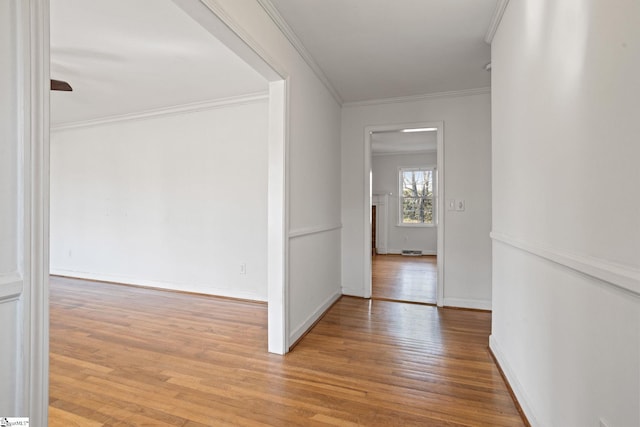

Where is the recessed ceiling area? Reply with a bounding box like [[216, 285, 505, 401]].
[[50, 0, 269, 125], [371, 130, 437, 155], [267, 0, 497, 103]]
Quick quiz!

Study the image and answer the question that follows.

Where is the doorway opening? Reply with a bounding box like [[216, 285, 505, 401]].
[[48, 0, 289, 355], [364, 123, 444, 306]]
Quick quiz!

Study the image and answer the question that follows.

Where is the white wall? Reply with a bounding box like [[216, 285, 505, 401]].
[[341, 92, 492, 309], [491, 1, 640, 426], [172, 0, 343, 345], [372, 152, 437, 254], [0, 0, 21, 415], [50, 100, 269, 301]]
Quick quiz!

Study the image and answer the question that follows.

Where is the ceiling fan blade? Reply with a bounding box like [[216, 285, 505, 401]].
[[51, 79, 73, 91]]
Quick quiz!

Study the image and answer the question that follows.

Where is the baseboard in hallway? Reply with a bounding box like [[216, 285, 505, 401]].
[[371, 295, 437, 306]]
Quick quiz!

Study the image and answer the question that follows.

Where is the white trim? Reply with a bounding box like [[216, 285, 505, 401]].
[[16, 0, 29, 417], [172, 0, 291, 355], [491, 232, 640, 297], [21, 0, 50, 424], [386, 250, 437, 256], [51, 92, 269, 130], [364, 122, 445, 306], [341, 286, 363, 297], [443, 297, 492, 311], [436, 129, 444, 306], [344, 87, 491, 108], [489, 335, 542, 427], [267, 79, 289, 354], [175, 0, 286, 80], [398, 165, 437, 171], [371, 194, 388, 255], [256, 0, 343, 105], [289, 223, 342, 238], [50, 269, 267, 302], [372, 149, 437, 157], [0, 272, 23, 287], [0, 276, 24, 302], [289, 290, 341, 346], [484, 0, 511, 44]]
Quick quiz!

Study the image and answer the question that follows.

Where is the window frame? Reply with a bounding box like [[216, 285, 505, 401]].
[[397, 166, 437, 227]]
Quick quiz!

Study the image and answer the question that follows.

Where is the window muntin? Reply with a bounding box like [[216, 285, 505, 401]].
[[399, 168, 435, 226]]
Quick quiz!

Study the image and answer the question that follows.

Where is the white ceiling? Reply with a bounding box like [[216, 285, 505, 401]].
[[51, 0, 497, 124], [267, 0, 496, 103], [50, 0, 268, 125], [371, 130, 437, 155]]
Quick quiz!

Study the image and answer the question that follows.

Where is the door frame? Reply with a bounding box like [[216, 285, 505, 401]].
[[371, 194, 389, 254], [17, 0, 50, 423], [364, 122, 444, 305], [21, 0, 291, 423], [173, 0, 291, 355]]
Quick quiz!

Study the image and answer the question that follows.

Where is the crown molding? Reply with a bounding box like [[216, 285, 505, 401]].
[[256, 0, 343, 105], [193, 0, 287, 80], [485, 0, 510, 44], [51, 92, 268, 131], [343, 87, 491, 108]]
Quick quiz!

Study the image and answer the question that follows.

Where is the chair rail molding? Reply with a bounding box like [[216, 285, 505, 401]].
[[491, 231, 640, 297], [0, 274, 24, 302], [288, 223, 342, 239]]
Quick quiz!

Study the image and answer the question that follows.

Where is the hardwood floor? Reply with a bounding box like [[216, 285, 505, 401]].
[[372, 254, 437, 304], [49, 276, 524, 426]]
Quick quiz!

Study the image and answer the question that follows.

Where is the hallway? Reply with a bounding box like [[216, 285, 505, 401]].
[[372, 254, 437, 304], [49, 276, 524, 426]]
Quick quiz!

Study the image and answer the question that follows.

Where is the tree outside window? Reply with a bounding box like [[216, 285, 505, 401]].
[[399, 167, 435, 225]]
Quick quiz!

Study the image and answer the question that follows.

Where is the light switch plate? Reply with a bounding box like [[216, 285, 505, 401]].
[[455, 199, 465, 211], [447, 199, 456, 211]]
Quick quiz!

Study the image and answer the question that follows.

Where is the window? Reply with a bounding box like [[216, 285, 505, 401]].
[[399, 167, 436, 226]]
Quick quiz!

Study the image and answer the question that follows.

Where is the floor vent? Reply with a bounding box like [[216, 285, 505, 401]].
[[401, 250, 423, 256]]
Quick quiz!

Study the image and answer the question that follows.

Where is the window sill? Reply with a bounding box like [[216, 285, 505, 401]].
[[396, 223, 437, 228]]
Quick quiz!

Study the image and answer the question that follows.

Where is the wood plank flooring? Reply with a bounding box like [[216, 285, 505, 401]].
[[372, 254, 437, 304], [49, 276, 524, 426]]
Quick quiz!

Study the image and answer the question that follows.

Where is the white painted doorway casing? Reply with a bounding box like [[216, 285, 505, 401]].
[[10, 0, 51, 424], [173, 0, 291, 356], [364, 122, 444, 305], [15, 0, 292, 424], [371, 193, 389, 254]]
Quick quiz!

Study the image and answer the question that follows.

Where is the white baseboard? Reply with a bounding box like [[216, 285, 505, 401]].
[[386, 249, 437, 256], [489, 335, 541, 427], [443, 297, 492, 310], [289, 289, 341, 345], [50, 268, 267, 302], [341, 286, 365, 297]]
